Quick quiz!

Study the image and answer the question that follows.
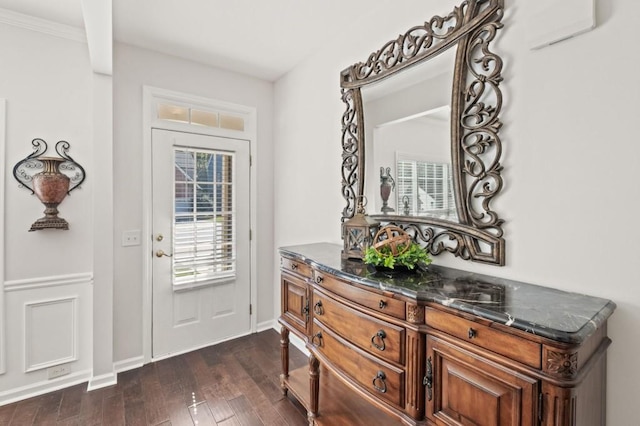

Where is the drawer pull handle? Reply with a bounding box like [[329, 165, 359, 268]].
[[315, 275, 324, 284], [313, 300, 324, 315], [311, 332, 323, 347], [371, 330, 387, 351], [291, 263, 298, 270], [372, 371, 387, 394], [424, 356, 433, 401], [468, 327, 477, 339], [379, 300, 387, 309]]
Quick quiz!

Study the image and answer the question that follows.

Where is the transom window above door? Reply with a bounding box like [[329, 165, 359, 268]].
[[157, 103, 245, 131]]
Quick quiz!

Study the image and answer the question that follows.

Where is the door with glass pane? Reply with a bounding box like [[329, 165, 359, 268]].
[[151, 129, 250, 358]]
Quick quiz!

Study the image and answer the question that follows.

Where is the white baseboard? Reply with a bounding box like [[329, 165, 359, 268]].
[[0, 369, 91, 406], [257, 319, 277, 332], [113, 355, 144, 374], [270, 324, 309, 356], [87, 371, 117, 391], [290, 333, 309, 356]]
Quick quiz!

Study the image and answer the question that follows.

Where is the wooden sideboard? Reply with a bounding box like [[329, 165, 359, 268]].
[[278, 243, 615, 426]]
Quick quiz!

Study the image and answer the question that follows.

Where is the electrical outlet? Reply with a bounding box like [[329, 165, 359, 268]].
[[47, 364, 71, 379], [122, 230, 141, 247]]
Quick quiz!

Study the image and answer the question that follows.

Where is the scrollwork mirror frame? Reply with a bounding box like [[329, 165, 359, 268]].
[[340, 0, 505, 265]]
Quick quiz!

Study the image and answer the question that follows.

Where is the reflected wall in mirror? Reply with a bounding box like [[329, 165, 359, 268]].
[[340, 0, 505, 265], [363, 47, 456, 221]]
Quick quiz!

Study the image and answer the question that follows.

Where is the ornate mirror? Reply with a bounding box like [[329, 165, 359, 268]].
[[340, 0, 505, 265]]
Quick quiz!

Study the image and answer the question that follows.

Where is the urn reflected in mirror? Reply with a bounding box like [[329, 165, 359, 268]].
[[13, 138, 86, 231], [402, 195, 410, 216], [379, 166, 395, 213]]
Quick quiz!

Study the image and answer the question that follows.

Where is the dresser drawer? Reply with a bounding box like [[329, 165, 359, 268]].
[[313, 270, 406, 320], [426, 308, 541, 369], [313, 289, 404, 365], [311, 321, 404, 408], [281, 256, 312, 279]]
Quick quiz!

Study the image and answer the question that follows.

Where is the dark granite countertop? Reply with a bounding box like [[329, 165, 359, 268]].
[[279, 243, 616, 345]]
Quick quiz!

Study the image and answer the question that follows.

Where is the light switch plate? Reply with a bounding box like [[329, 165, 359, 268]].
[[122, 230, 141, 247]]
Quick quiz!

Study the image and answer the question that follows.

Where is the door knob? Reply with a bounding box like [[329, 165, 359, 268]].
[[155, 249, 172, 258]]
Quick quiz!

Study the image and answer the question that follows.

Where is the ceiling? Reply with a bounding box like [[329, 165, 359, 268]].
[[0, 0, 389, 81]]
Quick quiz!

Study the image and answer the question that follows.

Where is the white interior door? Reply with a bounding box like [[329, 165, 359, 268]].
[[151, 128, 251, 358]]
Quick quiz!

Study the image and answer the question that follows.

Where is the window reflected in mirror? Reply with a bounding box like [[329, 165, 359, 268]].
[[397, 158, 457, 221], [362, 48, 455, 218]]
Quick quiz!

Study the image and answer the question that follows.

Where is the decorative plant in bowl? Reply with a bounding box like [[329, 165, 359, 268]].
[[363, 225, 431, 271]]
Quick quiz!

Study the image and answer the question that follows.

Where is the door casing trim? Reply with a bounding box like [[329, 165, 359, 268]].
[[142, 86, 257, 363]]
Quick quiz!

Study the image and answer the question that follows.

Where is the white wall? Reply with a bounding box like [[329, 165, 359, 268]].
[[0, 23, 277, 403], [366, 74, 451, 213], [113, 43, 276, 363], [274, 0, 640, 423], [0, 22, 95, 402]]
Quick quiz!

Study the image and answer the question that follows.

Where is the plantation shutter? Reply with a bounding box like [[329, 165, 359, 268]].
[[397, 160, 416, 214], [172, 148, 236, 290], [397, 159, 454, 216]]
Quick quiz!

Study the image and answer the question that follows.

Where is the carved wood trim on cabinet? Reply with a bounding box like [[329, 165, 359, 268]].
[[278, 254, 611, 425], [427, 335, 538, 425]]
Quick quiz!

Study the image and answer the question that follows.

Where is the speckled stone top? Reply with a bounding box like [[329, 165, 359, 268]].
[[279, 243, 616, 345]]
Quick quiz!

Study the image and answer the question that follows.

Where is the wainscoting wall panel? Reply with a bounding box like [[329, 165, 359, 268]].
[[0, 98, 6, 376], [24, 297, 77, 372], [0, 273, 92, 405]]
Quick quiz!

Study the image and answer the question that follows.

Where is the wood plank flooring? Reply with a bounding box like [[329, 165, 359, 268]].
[[0, 330, 309, 426]]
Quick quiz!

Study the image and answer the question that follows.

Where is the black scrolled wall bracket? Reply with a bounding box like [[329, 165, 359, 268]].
[[13, 138, 86, 231]]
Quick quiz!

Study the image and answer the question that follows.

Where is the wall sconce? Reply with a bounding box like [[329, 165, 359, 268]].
[[13, 138, 86, 231]]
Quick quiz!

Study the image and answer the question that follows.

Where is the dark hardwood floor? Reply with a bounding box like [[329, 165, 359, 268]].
[[0, 330, 309, 426]]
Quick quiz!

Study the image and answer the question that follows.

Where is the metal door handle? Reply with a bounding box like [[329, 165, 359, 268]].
[[155, 250, 173, 258]]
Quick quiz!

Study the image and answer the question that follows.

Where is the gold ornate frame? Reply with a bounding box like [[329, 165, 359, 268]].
[[340, 0, 505, 265]]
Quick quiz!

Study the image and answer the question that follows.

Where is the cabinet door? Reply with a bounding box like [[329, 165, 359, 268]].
[[281, 273, 309, 335], [426, 335, 538, 426]]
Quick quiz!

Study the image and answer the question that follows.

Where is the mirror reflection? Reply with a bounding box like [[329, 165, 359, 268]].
[[363, 47, 457, 221], [339, 0, 506, 265]]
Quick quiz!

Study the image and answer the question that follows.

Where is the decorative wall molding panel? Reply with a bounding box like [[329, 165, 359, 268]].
[[0, 98, 6, 375], [0, 8, 85, 42], [4, 272, 93, 292], [1, 274, 92, 406], [24, 297, 77, 372]]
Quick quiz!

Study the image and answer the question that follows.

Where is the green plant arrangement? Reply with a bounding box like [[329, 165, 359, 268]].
[[364, 241, 431, 270]]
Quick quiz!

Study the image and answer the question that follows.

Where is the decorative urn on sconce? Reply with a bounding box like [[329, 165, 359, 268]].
[[13, 138, 86, 231], [380, 166, 395, 213]]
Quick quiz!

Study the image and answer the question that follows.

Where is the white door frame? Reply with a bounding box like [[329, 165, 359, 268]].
[[142, 86, 257, 363]]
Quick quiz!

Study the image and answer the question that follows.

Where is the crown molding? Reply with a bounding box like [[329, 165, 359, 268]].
[[0, 7, 85, 43]]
